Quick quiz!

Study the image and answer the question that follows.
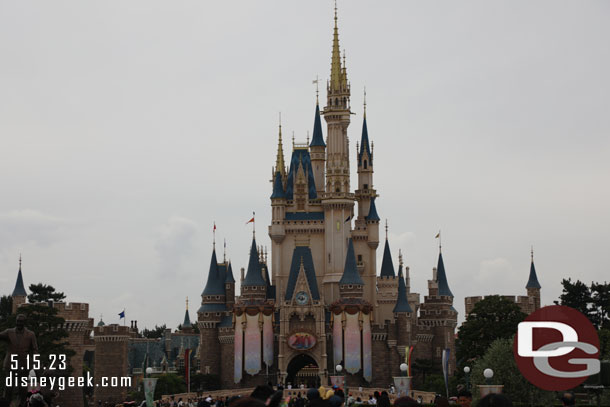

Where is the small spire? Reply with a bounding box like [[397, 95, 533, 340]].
[[252, 211, 256, 238], [531, 245, 534, 262], [186, 297, 189, 311], [307, 131, 310, 145], [292, 131, 295, 148], [363, 87, 367, 118], [436, 230, 442, 253], [213, 222, 216, 250], [275, 113, 286, 177], [330, 0, 343, 92], [19, 253, 22, 270], [313, 75, 320, 104], [223, 239, 227, 263], [385, 219, 389, 240], [399, 249, 403, 267]]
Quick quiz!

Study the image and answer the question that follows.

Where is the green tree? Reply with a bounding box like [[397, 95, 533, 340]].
[[142, 324, 167, 339], [151, 374, 186, 400], [554, 279, 595, 324], [470, 338, 554, 405], [27, 283, 66, 303], [456, 296, 526, 364], [0, 295, 12, 324], [190, 373, 221, 392]]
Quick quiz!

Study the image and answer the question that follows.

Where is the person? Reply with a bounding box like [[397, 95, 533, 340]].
[[457, 390, 472, 407], [346, 394, 355, 407], [477, 394, 512, 407], [377, 392, 390, 407], [394, 397, 420, 407], [561, 393, 576, 407], [0, 314, 39, 407]]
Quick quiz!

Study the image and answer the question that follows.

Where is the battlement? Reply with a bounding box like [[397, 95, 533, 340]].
[[53, 302, 90, 321], [465, 293, 539, 316]]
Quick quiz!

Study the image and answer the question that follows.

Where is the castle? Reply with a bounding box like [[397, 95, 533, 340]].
[[196, 8, 458, 389]]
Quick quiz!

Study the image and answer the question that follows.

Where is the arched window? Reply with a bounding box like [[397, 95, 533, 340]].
[[364, 160, 368, 169]]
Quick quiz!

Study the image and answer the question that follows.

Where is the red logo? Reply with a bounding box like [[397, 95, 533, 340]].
[[513, 305, 600, 391]]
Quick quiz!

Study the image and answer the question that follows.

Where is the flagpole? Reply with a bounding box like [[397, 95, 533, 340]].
[[252, 211, 256, 238]]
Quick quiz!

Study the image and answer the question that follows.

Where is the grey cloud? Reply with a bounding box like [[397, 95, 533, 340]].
[[154, 216, 198, 278]]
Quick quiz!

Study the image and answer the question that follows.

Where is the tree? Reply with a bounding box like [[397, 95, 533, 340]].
[[190, 373, 221, 392], [151, 374, 186, 400], [555, 279, 610, 330], [142, 324, 167, 339], [27, 283, 66, 304], [0, 295, 12, 324], [456, 296, 526, 364], [470, 338, 554, 405], [0, 286, 75, 397]]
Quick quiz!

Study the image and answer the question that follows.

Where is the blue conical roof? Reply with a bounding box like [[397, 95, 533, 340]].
[[393, 265, 413, 313], [225, 262, 235, 283], [310, 103, 325, 147], [242, 238, 267, 287], [526, 260, 541, 289], [12, 264, 27, 297], [436, 253, 454, 297], [358, 116, 372, 166], [366, 197, 380, 221], [201, 249, 225, 296], [340, 239, 364, 285], [182, 309, 192, 328], [380, 239, 396, 277], [270, 171, 285, 199]]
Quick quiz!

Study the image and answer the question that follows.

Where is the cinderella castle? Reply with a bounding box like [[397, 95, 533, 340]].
[[196, 7, 459, 389]]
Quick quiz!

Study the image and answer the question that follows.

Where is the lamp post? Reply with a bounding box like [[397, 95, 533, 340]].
[[330, 364, 345, 389], [143, 368, 157, 407], [478, 368, 503, 398], [463, 366, 470, 391], [394, 362, 412, 397]]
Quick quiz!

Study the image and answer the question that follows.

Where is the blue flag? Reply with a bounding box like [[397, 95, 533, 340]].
[[119, 309, 125, 319]]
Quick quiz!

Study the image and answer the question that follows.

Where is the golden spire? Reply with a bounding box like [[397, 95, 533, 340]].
[[330, 0, 343, 92], [275, 112, 286, 177]]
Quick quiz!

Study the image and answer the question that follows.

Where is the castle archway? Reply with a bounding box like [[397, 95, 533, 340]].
[[286, 353, 320, 388]]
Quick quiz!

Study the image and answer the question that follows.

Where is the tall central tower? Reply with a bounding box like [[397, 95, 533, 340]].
[[321, 6, 355, 302]]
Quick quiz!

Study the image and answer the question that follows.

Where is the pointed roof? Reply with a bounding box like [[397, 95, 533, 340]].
[[275, 120, 286, 177], [330, 5, 343, 92], [526, 258, 541, 289], [285, 148, 317, 200], [97, 319, 105, 327], [358, 116, 372, 166], [340, 239, 364, 285], [393, 265, 413, 313], [310, 103, 325, 147], [12, 258, 27, 297], [270, 170, 285, 199], [201, 249, 225, 296], [284, 246, 321, 301], [436, 252, 454, 297], [225, 262, 235, 283], [366, 197, 380, 221], [380, 239, 396, 277], [242, 238, 267, 287], [182, 309, 192, 328]]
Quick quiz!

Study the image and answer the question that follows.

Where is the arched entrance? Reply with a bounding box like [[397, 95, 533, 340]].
[[286, 353, 320, 388]]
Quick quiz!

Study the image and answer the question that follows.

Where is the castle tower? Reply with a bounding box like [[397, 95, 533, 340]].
[[377, 226, 399, 323], [225, 261, 236, 309], [11, 256, 27, 314], [417, 248, 457, 373], [197, 247, 226, 376], [525, 248, 542, 313], [322, 6, 355, 303], [93, 324, 130, 405], [392, 259, 413, 379], [181, 298, 193, 333], [241, 237, 267, 301], [356, 96, 375, 219]]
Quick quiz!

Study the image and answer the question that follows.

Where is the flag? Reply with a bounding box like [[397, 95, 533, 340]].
[[442, 348, 450, 398], [435, 232, 440, 239], [213, 222, 216, 231], [344, 215, 352, 223], [246, 217, 254, 224], [118, 309, 125, 319], [184, 348, 192, 393]]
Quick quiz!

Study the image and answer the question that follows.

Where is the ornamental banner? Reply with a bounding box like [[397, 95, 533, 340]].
[[263, 313, 274, 366], [234, 314, 243, 383], [287, 332, 317, 350], [244, 313, 262, 375], [363, 312, 372, 382], [333, 312, 343, 366], [344, 311, 361, 374]]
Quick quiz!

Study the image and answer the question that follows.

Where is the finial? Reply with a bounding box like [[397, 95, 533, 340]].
[[313, 76, 320, 104], [186, 297, 189, 311], [531, 245, 534, 262], [307, 131, 310, 145], [224, 239, 227, 263], [213, 222, 216, 249], [343, 49, 346, 67], [356, 141, 359, 153], [399, 249, 403, 267], [334, 0, 338, 25], [363, 87, 367, 118], [385, 219, 389, 240], [292, 132, 295, 148], [371, 140, 374, 155], [100, 314, 103, 321], [19, 253, 22, 270], [436, 230, 442, 253], [252, 211, 256, 238]]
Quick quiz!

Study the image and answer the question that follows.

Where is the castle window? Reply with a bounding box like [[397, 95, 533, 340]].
[[216, 296, 220, 300], [216, 313, 220, 316], [357, 254, 363, 262], [436, 347, 441, 357], [204, 313, 209, 317], [363, 184, 368, 189], [364, 161, 368, 169]]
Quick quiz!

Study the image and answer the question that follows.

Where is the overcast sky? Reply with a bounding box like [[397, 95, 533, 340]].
[[1, 1, 609, 330]]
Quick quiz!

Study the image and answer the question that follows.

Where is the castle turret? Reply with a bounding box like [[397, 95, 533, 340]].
[[181, 298, 193, 333], [241, 237, 267, 301], [356, 97, 375, 219], [11, 256, 27, 314], [526, 248, 541, 311], [377, 226, 399, 322], [339, 238, 364, 298], [225, 261, 236, 308]]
